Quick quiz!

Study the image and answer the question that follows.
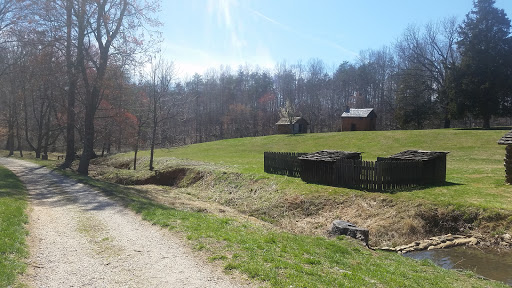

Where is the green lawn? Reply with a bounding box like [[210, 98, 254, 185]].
[[0, 165, 28, 287], [132, 129, 511, 212]]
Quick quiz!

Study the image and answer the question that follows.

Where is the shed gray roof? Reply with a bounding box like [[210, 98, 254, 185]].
[[341, 108, 375, 118], [276, 117, 308, 125], [298, 150, 361, 162], [387, 150, 449, 161], [498, 130, 512, 145]]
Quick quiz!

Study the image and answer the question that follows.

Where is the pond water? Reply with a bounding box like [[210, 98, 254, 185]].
[[404, 247, 512, 286]]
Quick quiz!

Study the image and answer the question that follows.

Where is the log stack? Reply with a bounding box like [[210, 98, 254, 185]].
[[497, 130, 512, 184]]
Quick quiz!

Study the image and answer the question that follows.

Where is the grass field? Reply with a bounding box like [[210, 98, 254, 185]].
[[2, 128, 511, 287], [0, 165, 28, 287], [131, 129, 512, 212]]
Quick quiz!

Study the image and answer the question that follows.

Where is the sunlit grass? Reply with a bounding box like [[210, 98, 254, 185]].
[[0, 165, 28, 287], [129, 129, 511, 212]]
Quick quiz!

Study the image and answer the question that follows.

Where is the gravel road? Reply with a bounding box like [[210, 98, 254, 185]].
[[0, 158, 248, 288]]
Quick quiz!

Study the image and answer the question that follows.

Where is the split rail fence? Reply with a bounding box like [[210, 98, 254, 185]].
[[264, 152, 425, 192]]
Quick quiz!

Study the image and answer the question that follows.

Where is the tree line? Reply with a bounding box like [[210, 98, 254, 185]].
[[1, 0, 511, 174]]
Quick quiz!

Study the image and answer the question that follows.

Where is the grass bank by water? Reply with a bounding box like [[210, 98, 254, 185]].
[[55, 169, 508, 287]]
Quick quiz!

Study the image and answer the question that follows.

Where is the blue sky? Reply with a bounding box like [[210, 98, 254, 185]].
[[159, 0, 512, 79]]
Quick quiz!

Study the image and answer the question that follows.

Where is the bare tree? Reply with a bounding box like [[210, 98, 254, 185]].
[[146, 58, 175, 171], [395, 18, 459, 128], [77, 0, 160, 175]]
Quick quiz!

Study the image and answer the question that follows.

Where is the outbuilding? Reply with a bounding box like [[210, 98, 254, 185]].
[[341, 108, 377, 131], [276, 117, 309, 134]]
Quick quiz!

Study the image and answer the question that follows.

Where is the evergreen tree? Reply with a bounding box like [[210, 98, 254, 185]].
[[455, 0, 512, 129]]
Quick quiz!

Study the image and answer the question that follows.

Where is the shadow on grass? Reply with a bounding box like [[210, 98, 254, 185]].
[[285, 134, 306, 137], [381, 181, 463, 194], [0, 167, 25, 199], [456, 126, 512, 131]]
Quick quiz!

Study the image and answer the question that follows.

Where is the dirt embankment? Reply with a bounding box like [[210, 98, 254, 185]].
[[91, 157, 512, 248]]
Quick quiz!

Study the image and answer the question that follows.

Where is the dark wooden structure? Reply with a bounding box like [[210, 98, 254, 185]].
[[498, 130, 512, 184], [379, 150, 449, 185], [334, 158, 423, 191], [263, 152, 307, 177], [341, 108, 377, 131], [298, 150, 362, 186], [276, 117, 309, 134], [264, 149, 449, 192]]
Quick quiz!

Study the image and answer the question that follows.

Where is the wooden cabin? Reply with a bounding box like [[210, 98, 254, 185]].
[[341, 108, 377, 131], [276, 117, 309, 134]]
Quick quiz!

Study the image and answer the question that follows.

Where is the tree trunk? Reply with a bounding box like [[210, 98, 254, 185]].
[[62, 0, 79, 168], [443, 114, 451, 129], [101, 143, 106, 157], [6, 120, 14, 156], [133, 124, 143, 170], [6, 99, 15, 155], [483, 115, 491, 130], [77, 96, 97, 175], [63, 87, 76, 167], [15, 116, 22, 157], [42, 105, 51, 159], [133, 148, 138, 170], [149, 123, 156, 171]]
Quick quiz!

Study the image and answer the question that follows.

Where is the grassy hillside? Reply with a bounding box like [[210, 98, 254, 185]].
[[133, 129, 511, 212]]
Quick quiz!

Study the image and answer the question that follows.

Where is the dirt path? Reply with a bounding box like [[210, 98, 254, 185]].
[[0, 158, 249, 288]]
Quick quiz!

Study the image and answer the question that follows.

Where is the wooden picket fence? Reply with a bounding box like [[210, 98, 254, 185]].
[[333, 159, 423, 191], [263, 152, 307, 178], [264, 152, 425, 191]]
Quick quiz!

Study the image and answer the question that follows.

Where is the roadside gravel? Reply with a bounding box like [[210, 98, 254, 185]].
[[0, 158, 249, 288]]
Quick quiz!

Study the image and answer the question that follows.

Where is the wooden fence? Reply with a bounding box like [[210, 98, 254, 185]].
[[265, 152, 425, 191], [333, 159, 423, 191], [264, 152, 307, 177]]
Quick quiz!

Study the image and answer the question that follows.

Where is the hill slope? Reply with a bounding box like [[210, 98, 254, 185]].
[[134, 129, 511, 211]]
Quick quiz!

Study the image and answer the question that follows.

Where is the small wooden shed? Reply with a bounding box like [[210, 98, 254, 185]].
[[497, 130, 512, 184], [341, 108, 377, 131], [380, 150, 449, 185], [276, 117, 309, 134], [298, 150, 362, 186]]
